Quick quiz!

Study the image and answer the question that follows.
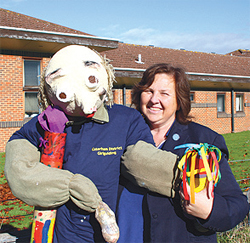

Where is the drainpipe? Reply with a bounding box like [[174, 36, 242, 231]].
[[123, 85, 126, 106], [231, 89, 235, 133]]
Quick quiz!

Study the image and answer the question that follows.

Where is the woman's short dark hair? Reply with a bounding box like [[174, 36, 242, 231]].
[[132, 63, 192, 124]]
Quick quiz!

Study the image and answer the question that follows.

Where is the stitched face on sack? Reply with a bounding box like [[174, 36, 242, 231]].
[[45, 45, 109, 117]]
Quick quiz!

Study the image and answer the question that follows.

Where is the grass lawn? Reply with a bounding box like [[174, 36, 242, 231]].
[[0, 153, 34, 233], [222, 130, 250, 161], [222, 131, 250, 191]]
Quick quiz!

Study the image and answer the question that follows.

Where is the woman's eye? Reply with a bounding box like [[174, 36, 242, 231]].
[[161, 92, 169, 96], [144, 90, 152, 94]]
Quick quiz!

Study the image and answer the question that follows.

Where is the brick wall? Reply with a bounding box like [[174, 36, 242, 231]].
[[0, 54, 24, 152], [190, 91, 232, 134], [113, 89, 123, 104], [0, 55, 24, 121], [112, 89, 132, 106], [0, 55, 50, 152]]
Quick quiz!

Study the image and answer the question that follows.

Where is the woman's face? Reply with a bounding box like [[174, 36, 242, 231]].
[[140, 73, 178, 129]]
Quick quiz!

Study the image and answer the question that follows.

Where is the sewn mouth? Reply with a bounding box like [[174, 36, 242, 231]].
[[84, 112, 95, 118]]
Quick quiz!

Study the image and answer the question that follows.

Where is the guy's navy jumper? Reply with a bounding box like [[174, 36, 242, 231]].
[[10, 104, 154, 242]]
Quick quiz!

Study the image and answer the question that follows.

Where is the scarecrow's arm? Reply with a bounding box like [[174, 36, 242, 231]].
[[5, 139, 101, 212], [121, 141, 180, 197]]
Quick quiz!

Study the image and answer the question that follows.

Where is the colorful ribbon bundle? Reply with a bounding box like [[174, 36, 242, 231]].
[[175, 143, 221, 204]]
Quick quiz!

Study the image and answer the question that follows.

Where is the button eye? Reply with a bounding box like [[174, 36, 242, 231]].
[[86, 75, 99, 89], [59, 92, 67, 99], [89, 75, 98, 84], [56, 86, 74, 103]]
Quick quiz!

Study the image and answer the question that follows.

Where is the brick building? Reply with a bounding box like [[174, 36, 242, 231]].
[[0, 8, 250, 152], [102, 44, 250, 135]]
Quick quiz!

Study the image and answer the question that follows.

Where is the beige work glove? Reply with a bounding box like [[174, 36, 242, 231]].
[[5, 139, 101, 212], [121, 141, 180, 197]]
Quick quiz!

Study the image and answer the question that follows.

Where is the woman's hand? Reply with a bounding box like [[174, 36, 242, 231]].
[[179, 179, 214, 220]]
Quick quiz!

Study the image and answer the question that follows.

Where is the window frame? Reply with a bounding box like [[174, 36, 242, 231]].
[[190, 92, 195, 102], [23, 58, 41, 117], [235, 93, 244, 112], [217, 93, 225, 113]]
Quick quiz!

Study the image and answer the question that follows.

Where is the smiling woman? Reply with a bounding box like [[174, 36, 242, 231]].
[[132, 63, 192, 147], [117, 63, 249, 243]]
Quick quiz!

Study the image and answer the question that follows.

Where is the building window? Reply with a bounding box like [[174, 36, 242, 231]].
[[24, 59, 41, 117], [25, 92, 39, 117], [24, 60, 40, 86], [217, 94, 225, 112], [190, 92, 195, 102], [236, 94, 244, 112]]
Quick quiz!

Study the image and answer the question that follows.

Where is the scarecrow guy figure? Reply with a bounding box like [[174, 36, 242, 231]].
[[5, 45, 178, 242]]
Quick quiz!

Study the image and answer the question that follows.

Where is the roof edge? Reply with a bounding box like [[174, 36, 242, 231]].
[[114, 67, 250, 79], [0, 26, 120, 42]]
